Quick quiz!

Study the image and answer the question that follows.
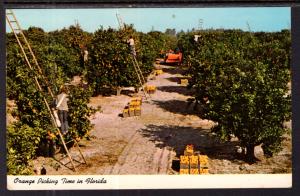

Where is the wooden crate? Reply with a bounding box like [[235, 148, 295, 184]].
[[134, 106, 141, 116], [184, 144, 194, 156], [129, 100, 140, 107], [190, 168, 199, 175], [189, 155, 199, 168], [129, 107, 135, 117], [199, 168, 209, 174], [199, 155, 209, 167], [179, 169, 189, 175], [180, 79, 189, 85], [145, 85, 156, 94], [132, 97, 142, 105], [180, 155, 189, 164], [180, 155, 189, 169], [155, 69, 163, 75], [122, 108, 129, 118]]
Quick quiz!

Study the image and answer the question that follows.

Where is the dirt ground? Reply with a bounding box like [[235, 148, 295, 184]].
[[29, 63, 291, 175]]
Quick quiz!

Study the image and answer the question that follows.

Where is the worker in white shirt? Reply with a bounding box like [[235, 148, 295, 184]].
[[127, 35, 136, 56], [83, 49, 88, 62], [56, 86, 69, 135]]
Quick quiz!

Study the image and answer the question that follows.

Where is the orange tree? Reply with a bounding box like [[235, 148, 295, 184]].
[[147, 31, 178, 57], [6, 26, 95, 174], [49, 24, 93, 78], [86, 25, 158, 95], [179, 30, 291, 161]]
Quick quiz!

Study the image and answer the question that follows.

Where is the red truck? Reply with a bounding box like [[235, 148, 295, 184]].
[[164, 49, 183, 65]]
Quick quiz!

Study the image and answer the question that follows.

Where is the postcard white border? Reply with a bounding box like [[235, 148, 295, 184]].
[[7, 174, 292, 190]]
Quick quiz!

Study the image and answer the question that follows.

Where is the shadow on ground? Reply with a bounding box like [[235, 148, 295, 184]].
[[162, 67, 187, 75], [153, 100, 199, 116], [92, 87, 133, 97], [166, 76, 190, 83], [157, 85, 194, 96], [139, 124, 242, 171]]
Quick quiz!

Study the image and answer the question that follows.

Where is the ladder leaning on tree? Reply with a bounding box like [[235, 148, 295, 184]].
[[116, 12, 151, 100], [6, 9, 86, 172], [131, 54, 151, 100]]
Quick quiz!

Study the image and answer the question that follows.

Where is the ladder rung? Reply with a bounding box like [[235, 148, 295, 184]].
[[64, 160, 83, 166], [6, 12, 13, 15], [9, 20, 17, 23], [65, 139, 75, 144]]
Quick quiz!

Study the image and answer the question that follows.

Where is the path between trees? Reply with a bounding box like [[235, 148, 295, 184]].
[[37, 63, 291, 175]]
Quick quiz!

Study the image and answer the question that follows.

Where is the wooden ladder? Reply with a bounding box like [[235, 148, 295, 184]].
[[131, 55, 151, 100], [116, 12, 150, 100], [6, 9, 86, 171]]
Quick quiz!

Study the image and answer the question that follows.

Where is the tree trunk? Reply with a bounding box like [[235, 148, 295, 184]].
[[134, 87, 139, 93], [245, 145, 258, 163], [116, 87, 122, 96]]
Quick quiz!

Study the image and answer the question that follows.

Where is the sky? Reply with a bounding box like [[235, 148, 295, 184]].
[[6, 8, 290, 33]]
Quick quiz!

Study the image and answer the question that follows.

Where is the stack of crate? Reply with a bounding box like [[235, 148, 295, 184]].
[[179, 78, 189, 86], [179, 144, 194, 175], [155, 69, 163, 75], [179, 145, 209, 175], [122, 97, 142, 117], [145, 85, 156, 94]]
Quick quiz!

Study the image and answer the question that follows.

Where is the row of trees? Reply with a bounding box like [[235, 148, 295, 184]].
[[6, 22, 291, 174], [6, 24, 176, 174], [178, 29, 291, 161], [86, 25, 177, 94], [6, 25, 97, 174]]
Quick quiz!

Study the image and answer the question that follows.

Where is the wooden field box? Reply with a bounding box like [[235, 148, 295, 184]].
[[190, 168, 199, 175], [179, 169, 189, 175], [132, 97, 142, 105], [180, 155, 189, 169], [199, 167, 209, 174], [180, 79, 189, 86], [122, 108, 129, 118], [155, 69, 163, 75], [129, 100, 141, 107], [145, 85, 156, 94], [184, 144, 194, 156], [189, 155, 199, 168], [199, 155, 209, 168], [134, 106, 141, 116], [129, 107, 135, 117]]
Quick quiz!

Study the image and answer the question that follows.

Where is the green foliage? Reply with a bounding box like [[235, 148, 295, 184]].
[[179, 30, 291, 159], [136, 32, 157, 75], [49, 24, 93, 78], [6, 25, 95, 175], [148, 31, 177, 57], [87, 25, 159, 94], [7, 123, 42, 175], [6, 27, 66, 98], [87, 26, 136, 92], [68, 85, 95, 139]]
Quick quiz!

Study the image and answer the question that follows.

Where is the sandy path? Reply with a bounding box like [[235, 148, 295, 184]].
[[42, 64, 213, 174], [39, 63, 291, 175], [85, 64, 207, 175]]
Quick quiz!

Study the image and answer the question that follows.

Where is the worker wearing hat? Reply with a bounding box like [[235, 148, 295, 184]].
[[56, 85, 69, 135]]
